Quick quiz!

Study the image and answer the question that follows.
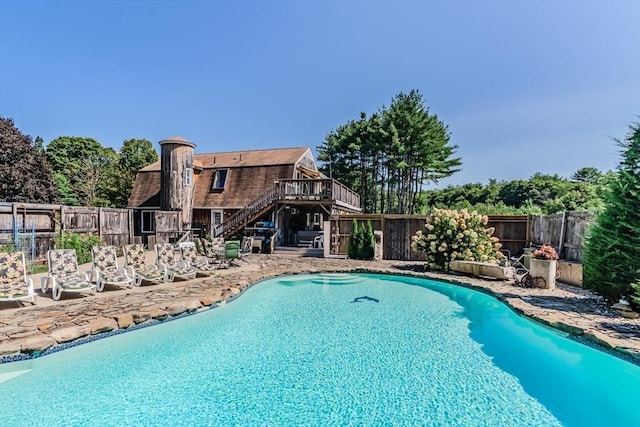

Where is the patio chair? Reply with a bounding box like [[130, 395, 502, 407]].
[[240, 236, 254, 260], [43, 249, 96, 301], [91, 245, 134, 291], [0, 251, 37, 305], [195, 237, 225, 262], [122, 244, 167, 286], [219, 240, 241, 268], [179, 242, 218, 276], [155, 243, 197, 282], [313, 234, 324, 249]]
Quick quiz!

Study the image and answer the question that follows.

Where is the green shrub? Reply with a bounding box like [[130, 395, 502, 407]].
[[347, 219, 375, 260], [0, 243, 16, 253], [360, 220, 375, 260], [411, 208, 503, 271], [56, 232, 102, 265], [347, 219, 362, 259], [584, 121, 640, 303], [632, 281, 640, 307]]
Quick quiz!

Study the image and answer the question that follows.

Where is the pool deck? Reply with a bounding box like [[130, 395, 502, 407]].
[[1, 252, 639, 364]]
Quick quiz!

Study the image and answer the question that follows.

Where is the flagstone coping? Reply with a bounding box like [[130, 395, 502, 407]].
[[1, 254, 639, 364]]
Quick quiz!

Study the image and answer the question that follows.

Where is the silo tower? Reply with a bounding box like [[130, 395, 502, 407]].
[[159, 136, 195, 231]]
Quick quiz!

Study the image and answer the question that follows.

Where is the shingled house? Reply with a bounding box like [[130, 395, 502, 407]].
[[127, 136, 361, 247]]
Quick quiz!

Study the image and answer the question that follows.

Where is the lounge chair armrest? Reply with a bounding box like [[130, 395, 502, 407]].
[[156, 263, 168, 273], [41, 275, 52, 292], [125, 266, 135, 278], [89, 269, 99, 282], [116, 267, 133, 279], [79, 271, 91, 281]]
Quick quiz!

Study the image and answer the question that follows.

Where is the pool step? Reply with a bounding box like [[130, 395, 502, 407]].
[[311, 273, 365, 285]]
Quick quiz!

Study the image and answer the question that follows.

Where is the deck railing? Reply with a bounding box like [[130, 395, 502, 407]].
[[218, 179, 361, 237], [275, 179, 361, 208]]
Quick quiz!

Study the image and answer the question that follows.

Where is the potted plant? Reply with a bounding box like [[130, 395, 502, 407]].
[[530, 245, 559, 289]]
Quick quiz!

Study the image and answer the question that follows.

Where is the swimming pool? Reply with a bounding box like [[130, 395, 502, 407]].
[[1, 273, 639, 426]]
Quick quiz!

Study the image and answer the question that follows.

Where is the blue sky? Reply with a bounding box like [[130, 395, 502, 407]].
[[1, 0, 638, 187]]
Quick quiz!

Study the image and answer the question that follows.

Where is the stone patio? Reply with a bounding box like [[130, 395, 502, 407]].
[[1, 252, 639, 364]]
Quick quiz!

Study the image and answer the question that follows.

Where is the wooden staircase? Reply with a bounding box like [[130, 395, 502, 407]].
[[218, 185, 278, 238]]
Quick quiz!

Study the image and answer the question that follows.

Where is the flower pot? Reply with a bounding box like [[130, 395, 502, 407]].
[[529, 258, 557, 289]]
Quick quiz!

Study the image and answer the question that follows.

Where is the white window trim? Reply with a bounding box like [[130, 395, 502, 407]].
[[212, 169, 229, 190], [141, 211, 155, 233], [211, 210, 224, 236]]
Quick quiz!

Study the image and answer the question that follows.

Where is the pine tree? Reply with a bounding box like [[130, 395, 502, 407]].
[[318, 89, 461, 214], [583, 120, 640, 303]]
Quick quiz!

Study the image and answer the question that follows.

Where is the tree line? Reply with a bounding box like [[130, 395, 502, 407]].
[[0, 116, 158, 207], [317, 90, 462, 214], [421, 167, 611, 215], [317, 90, 610, 215]]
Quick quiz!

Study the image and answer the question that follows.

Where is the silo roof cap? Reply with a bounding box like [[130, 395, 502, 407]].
[[159, 136, 195, 148]]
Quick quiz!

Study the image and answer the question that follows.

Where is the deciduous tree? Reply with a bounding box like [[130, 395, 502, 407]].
[[110, 138, 158, 207], [46, 136, 116, 206], [0, 116, 57, 203]]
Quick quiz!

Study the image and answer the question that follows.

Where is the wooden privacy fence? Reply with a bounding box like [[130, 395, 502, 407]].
[[331, 213, 592, 262], [0, 203, 135, 261], [154, 211, 181, 244], [330, 215, 429, 261], [61, 207, 133, 248], [0, 203, 58, 262], [529, 212, 594, 262], [486, 215, 529, 258]]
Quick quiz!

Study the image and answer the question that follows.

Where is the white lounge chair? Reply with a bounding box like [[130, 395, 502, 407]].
[[43, 249, 96, 301], [122, 244, 167, 286], [179, 242, 218, 276], [0, 251, 37, 305], [155, 243, 197, 282], [91, 245, 135, 291]]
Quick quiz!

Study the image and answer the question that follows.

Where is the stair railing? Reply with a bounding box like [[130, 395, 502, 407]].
[[219, 184, 279, 237]]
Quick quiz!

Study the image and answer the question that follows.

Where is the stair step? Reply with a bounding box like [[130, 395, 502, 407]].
[[297, 240, 313, 248]]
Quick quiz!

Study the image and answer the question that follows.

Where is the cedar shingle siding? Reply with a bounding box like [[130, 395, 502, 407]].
[[128, 147, 309, 209], [128, 172, 161, 207], [193, 164, 294, 208]]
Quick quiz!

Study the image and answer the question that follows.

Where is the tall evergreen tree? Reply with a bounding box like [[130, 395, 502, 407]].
[[318, 90, 461, 214], [0, 116, 57, 203], [583, 120, 640, 302]]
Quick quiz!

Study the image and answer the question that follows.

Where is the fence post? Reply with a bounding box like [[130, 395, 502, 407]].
[[11, 203, 17, 248], [98, 207, 103, 242], [129, 209, 134, 244], [558, 211, 566, 258]]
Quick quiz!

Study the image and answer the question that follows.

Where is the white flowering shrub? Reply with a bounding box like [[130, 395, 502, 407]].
[[411, 208, 504, 270]]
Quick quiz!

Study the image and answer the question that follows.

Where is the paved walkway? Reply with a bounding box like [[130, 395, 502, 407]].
[[1, 253, 639, 363]]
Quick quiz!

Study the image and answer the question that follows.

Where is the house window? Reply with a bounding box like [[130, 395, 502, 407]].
[[211, 210, 223, 236], [211, 169, 228, 191], [141, 211, 155, 233], [185, 168, 193, 187]]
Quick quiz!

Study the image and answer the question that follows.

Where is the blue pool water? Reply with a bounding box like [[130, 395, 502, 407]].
[[1, 273, 639, 426]]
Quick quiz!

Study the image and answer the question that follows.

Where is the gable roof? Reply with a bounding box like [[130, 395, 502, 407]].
[[128, 146, 315, 208], [140, 146, 310, 172]]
